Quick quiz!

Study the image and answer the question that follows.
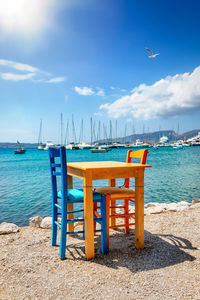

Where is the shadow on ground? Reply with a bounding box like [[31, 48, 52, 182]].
[[63, 229, 197, 273]]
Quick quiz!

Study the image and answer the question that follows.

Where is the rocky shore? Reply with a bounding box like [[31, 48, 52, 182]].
[[0, 200, 200, 299]]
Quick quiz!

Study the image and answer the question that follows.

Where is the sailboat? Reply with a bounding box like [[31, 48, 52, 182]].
[[14, 141, 26, 154], [37, 119, 46, 150]]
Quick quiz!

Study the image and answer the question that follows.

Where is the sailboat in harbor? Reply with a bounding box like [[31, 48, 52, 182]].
[[14, 141, 26, 154], [37, 120, 46, 150]]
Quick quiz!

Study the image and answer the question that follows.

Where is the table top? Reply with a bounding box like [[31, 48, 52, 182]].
[[67, 160, 151, 170]]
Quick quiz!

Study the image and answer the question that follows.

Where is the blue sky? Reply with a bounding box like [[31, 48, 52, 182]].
[[0, 0, 200, 143]]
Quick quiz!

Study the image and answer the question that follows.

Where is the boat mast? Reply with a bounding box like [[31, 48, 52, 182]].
[[115, 120, 117, 143], [38, 119, 42, 145], [103, 123, 108, 144], [97, 120, 101, 142], [78, 118, 84, 143], [90, 117, 93, 145], [72, 114, 77, 144], [93, 119, 96, 142], [124, 124, 127, 144], [132, 123, 135, 143], [64, 120, 69, 145], [109, 120, 112, 144], [61, 113, 63, 146]]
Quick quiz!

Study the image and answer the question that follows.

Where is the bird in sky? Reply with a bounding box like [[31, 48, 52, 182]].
[[146, 48, 160, 59]]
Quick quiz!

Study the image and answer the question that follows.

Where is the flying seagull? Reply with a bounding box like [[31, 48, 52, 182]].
[[146, 48, 160, 59]]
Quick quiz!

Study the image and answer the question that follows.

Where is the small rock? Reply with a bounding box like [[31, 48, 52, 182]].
[[144, 202, 157, 208], [192, 199, 200, 204], [192, 203, 200, 208], [29, 216, 42, 228], [40, 217, 52, 229], [0, 222, 19, 234]]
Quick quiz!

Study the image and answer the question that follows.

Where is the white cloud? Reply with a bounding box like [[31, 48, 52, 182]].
[[1, 72, 35, 81], [46, 76, 66, 83], [100, 66, 200, 120], [74, 86, 105, 96], [0, 59, 38, 72], [74, 86, 94, 96], [96, 88, 105, 97], [0, 59, 66, 83]]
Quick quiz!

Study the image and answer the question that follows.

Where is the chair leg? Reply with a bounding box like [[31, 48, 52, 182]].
[[83, 221, 85, 239], [106, 195, 110, 249], [100, 195, 108, 254], [93, 202, 97, 234], [125, 199, 130, 234], [59, 213, 67, 259], [51, 203, 57, 246]]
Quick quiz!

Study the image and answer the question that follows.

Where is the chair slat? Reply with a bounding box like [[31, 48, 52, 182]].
[[67, 218, 84, 223], [53, 171, 61, 176], [52, 163, 61, 168], [54, 221, 61, 229], [67, 230, 84, 235], [55, 203, 62, 210]]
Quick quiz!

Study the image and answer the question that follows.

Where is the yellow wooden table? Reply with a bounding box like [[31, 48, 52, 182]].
[[67, 161, 151, 260]]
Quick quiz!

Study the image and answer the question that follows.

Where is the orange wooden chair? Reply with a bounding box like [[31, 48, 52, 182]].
[[94, 149, 149, 248]]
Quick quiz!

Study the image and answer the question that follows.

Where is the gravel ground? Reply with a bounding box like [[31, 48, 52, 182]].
[[1, 206, 200, 300]]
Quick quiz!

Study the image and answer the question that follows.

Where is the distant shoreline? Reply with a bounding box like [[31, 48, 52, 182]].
[[0, 129, 199, 148], [0, 143, 38, 149]]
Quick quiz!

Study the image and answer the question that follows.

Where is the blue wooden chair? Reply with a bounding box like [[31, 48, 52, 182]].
[[48, 146, 108, 259]]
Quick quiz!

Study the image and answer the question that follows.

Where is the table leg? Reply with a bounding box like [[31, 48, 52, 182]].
[[135, 169, 144, 249], [67, 175, 74, 234], [83, 171, 95, 260], [109, 179, 116, 228]]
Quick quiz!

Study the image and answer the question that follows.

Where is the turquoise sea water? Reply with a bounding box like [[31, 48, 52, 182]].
[[0, 147, 199, 226]]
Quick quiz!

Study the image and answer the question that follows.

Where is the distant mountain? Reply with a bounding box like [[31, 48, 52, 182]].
[[96, 129, 200, 144], [0, 143, 38, 149]]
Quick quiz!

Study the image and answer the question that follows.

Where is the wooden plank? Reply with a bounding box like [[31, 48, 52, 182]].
[[91, 167, 139, 180], [83, 170, 95, 260], [67, 175, 74, 234], [135, 168, 144, 249], [67, 166, 84, 179]]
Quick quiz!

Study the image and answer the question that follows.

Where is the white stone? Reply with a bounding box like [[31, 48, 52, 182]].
[[177, 201, 191, 207], [40, 217, 52, 229], [166, 203, 178, 212], [176, 201, 191, 211], [146, 206, 166, 214], [0, 222, 19, 234], [29, 216, 42, 228], [191, 202, 200, 209]]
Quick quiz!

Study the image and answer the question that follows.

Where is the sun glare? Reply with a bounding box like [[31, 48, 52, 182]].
[[0, 0, 55, 35]]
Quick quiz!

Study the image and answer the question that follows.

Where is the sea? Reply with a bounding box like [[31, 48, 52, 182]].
[[0, 147, 199, 226]]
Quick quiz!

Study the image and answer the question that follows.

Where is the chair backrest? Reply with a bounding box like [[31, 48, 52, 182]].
[[48, 147, 68, 204], [125, 149, 149, 188]]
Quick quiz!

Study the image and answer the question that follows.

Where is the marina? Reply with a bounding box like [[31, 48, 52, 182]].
[[35, 131, 200, 151]]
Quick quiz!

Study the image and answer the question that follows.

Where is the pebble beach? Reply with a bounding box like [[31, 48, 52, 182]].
[[1, 201, 200, 300]]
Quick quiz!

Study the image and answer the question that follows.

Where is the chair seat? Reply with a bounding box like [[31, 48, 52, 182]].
[[58, 189, 102, 202], [95, 186, 135, 198]]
